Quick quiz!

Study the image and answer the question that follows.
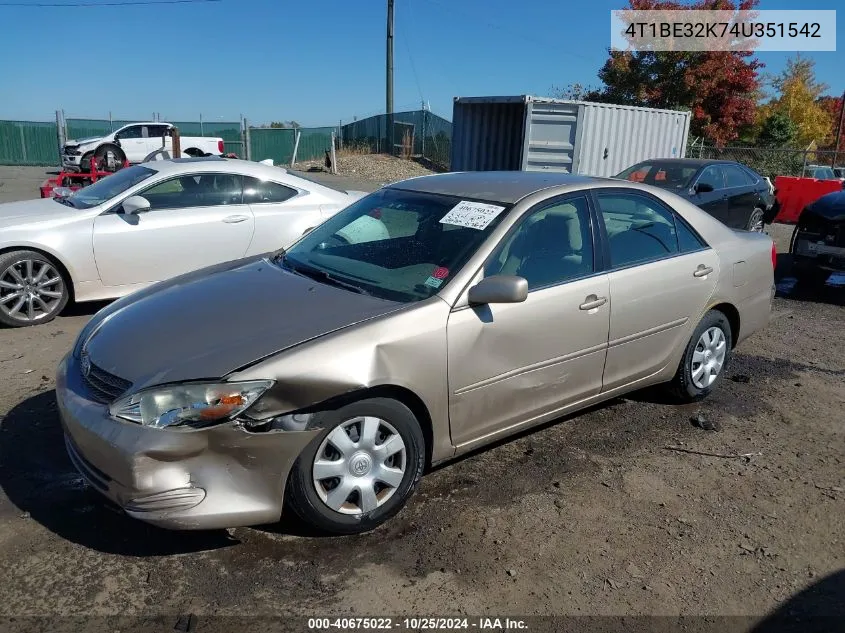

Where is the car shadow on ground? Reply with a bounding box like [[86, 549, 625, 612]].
[[749, 568, 845, 632], [60, 299, 112, 319], [0, 390, 243, 556], [775, 253, 844, 307], [3, 383, 693, 551]]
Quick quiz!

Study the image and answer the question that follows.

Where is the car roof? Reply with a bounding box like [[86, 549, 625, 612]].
[[141, 157, 346, 195], [117, 121, 164, 127], [388, 171, 607, 204], [146, 157, 289, 178], [628, 158, 738, 168]]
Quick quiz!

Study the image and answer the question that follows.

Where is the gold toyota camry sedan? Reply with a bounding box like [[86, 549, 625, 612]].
[[57, 171, 776, 534]]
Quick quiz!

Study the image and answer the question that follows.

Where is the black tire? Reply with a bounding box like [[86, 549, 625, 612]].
[[0, 250, 70, 328], [286, 397, 425, 535], [664, 309, 732, 403], [746, 207, 765, 232], [94, 144, 126, 172], [79, 151, 94, 172]]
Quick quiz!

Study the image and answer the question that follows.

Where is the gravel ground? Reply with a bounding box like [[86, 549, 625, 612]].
[[0, 166, 842, 628], [293, 153, 436, 186]]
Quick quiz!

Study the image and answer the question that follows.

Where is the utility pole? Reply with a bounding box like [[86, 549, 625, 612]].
[[833, 88, 845, 167], [386, 0, 394, 156]]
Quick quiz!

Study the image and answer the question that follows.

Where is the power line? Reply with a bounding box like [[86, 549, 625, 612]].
[[0, 0, 220, 6], [399, 0, 425, 104]]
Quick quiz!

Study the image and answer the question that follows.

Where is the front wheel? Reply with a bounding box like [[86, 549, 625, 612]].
[[286, 398, 425, 535], [93, 144, 126, 172], [664, 310, 732, 402], [0, 250, 70, 327]]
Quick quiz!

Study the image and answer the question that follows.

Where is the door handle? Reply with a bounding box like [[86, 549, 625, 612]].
[[222, 215, 249, 224], [693, 264, 714, 278], [579, 295, 607, 311]]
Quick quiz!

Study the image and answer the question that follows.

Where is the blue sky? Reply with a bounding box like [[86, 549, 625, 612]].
[[0, 0, 842, 125]]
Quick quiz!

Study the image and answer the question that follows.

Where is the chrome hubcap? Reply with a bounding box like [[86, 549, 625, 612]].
[[691, 326, 727, 389], [749, 210, 764, 233], [312, 416, 407, 516], [0, 259, 64, 322]]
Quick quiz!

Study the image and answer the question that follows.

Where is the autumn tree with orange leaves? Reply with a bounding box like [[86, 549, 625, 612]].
[[591, 0, 763, 146]]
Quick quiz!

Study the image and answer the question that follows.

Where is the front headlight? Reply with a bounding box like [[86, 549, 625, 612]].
[[109, 380, 273, 429]]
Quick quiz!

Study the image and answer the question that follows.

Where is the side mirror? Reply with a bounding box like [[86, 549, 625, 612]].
[[695, 182, 714, 194], [122, 195, 151, 214], [467, 275, 528, 306]]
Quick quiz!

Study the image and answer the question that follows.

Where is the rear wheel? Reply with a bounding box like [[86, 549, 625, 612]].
[[0, 250, 69, 327], [286, 397, 425, 535], [747, 208, 765, 233], [665, 310, 732, 402]]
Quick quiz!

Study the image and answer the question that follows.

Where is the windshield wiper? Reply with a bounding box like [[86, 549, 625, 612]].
[[282, 257, 371, 296]]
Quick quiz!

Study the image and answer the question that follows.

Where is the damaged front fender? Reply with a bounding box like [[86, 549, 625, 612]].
[[228, 297, 455, 464]]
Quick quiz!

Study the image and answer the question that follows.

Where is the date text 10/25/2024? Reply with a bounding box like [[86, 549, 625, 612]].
[[307, 617, 528, 631]]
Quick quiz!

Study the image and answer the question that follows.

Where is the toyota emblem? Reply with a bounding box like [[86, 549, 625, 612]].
[[80, 351, 91, 378]]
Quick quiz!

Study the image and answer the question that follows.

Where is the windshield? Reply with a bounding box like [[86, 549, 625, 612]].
[[616, 162, 699, 190], [281, 188, 511, 303], [809, 167, 836, 180], [66, 165, 156, 209]]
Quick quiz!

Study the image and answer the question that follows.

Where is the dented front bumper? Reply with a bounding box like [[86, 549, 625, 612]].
[[56, 353, 320, 530]]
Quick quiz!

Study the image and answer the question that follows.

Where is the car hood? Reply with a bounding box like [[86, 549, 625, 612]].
[[83, 257, 404, 391], [0, 197, 82, 226], [66, 136, 103, 144]]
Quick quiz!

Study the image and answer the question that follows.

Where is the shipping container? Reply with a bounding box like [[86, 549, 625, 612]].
[[451, 95, 691, 177]]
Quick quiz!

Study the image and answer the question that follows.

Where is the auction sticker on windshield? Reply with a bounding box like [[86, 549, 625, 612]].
[[440, 200, 506, 230]]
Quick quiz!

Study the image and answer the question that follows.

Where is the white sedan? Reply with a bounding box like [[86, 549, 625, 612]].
[[0, 157, 367, 327]]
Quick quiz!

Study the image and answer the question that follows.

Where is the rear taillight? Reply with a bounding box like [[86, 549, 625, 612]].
[[218, 140, 225, 154], [771, 242, 777, 269]]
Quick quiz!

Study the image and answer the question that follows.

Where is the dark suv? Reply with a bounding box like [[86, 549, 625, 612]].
[[615, 159, 775, 232]]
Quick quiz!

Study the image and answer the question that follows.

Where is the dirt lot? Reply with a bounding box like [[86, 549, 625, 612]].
[[0, 165, 842, 627]]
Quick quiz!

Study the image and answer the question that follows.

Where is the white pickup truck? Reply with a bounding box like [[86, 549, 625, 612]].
[[61, 122, 226, 172]]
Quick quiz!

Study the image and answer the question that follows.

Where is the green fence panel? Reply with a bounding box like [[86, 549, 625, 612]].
[[295, 127, 336, 163], [66, 119, 133, 141], [0, 120, 59, 166], [248, 128, 296, 164], [340, 110, 452, 168]]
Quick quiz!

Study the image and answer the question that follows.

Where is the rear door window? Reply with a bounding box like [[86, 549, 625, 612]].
[[597, 192, 680, 268], [697, 166, 725, 191], [242, 176, 298, 204], [724, 165, 753, 187]]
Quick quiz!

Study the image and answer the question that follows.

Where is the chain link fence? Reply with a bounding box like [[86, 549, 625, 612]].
[[340, 110, 452, 169], [687, 138, 844, 179]]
